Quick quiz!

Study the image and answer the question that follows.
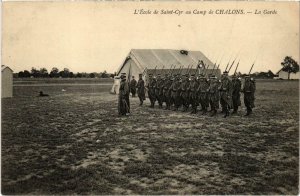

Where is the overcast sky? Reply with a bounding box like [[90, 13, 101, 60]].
[[2, 1, 299, 74]]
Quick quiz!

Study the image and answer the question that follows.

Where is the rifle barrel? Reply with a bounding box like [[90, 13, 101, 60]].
[[234, 61, 240, 75], [248, 63, 255, 75]]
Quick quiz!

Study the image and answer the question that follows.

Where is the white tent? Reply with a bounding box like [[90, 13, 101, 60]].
[[111, 49, 221, 94], [1, 65, 13, 98]]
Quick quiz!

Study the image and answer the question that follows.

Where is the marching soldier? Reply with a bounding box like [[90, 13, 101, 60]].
[[130, 76, 137, 97], [180, 74, 190, 112], [118, 74, 130, 116], [163, 74, 172, 110], [197, 74, 209, 114], [188, 74, 199, 114], [219, 71, 233, 118], [155, 74, 164, 108], [170, 74, 181, 111], [147, 73, 157, 108], [136, 73, 146, 106], [207, 75, 219, 116], [231, 75, 242, 114], [242, 75, 255, 116]]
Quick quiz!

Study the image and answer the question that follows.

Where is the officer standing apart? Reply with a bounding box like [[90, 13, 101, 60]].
[[118, 74, 130, 116]]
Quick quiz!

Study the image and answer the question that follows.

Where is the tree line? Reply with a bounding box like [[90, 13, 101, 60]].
[[15, 67, 115, 78]]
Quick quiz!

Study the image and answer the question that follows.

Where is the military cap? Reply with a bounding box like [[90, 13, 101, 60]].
[[245, 74, 250, 78], [191, 74, 195, 76], [121, 72, 126, 75], [223, 71, 229, 75], [120, 74, 126, 79], [149, 73, 153, 76], [139, 73, 143, 76]]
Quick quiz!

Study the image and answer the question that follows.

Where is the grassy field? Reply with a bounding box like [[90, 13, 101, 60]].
[[1, 79, 299, 194]]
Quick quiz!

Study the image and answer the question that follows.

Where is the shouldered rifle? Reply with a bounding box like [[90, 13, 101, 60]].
[[153, 65, 158, 76], [234, 60, 240, 76], [249, 62, 255, 75], [167, 64, 174, 75], [187, 64, 194, 75], [213, 63, 221, 75], [170, 65, 177, 76]]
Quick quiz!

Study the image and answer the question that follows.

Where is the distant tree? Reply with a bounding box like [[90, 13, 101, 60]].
[[40, 68, 49, 78], [69, 72, 74, 78], [76, 72, 83, 78], [13, 73, 19, 78], [18, 71, 24, 78], [50, 67, 59, 78], [89, 73, 96, 78], [31, 67, 40, 78], [281, 56, 299, 80], [23, 70, 31, 77], [59, 68, 70, 78], [101, 70, 109, 78]]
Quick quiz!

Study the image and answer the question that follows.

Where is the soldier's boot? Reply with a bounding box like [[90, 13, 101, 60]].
[[210, 109, 216, 117], [224, 110, 229, 118], [202, 108, 207, 115], [245, 107, 252, 116], [159, 103, 163, 108]]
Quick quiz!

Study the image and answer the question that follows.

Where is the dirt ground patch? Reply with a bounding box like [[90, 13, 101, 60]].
[[1, 80, 299, 194]]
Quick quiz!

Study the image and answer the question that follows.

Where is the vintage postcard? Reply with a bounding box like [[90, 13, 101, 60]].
[[1, 1, 299, 195]]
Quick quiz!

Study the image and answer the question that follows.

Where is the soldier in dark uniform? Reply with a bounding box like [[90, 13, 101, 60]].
[[219, 71, 233, 118], [170, 74, 181, 111], [231, 75, 242, 114], [130, 76, 137, 97], [242, 75, 255, 116], [121, 73, 130, 113], [163, 74, 172, 110], [147, 73, 157, 108], [197, 74, 209, 114], [136, 73, 146, 106], [155, 74, 164, 108], [118, 74, 130, 116], [188, 74, 199, 114], [208, 75, 220, 116], [180, 74, 190, 112], [250, 77, 256, 108]]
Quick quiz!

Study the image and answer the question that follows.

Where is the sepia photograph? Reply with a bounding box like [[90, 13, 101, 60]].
[[1, 1, 299, 195]]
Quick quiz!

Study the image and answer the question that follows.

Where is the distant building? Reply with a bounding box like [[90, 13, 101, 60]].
[[276, 69, 300, 80], [1, 65, 13, 98]]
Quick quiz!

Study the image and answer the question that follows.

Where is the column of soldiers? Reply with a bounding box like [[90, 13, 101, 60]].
[[119, 67, 256, 117], [134, 70, 255, 117]]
